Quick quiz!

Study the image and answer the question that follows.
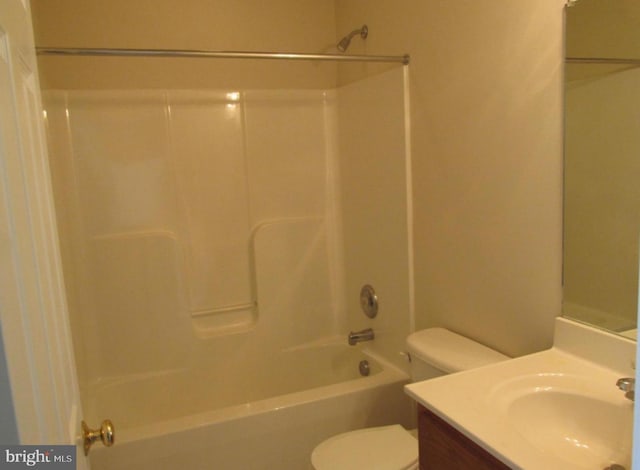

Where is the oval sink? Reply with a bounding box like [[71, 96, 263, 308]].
[[490, 374, 633, 469], [406, 329, 638, 470]]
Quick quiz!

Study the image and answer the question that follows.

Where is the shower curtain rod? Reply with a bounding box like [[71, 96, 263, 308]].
[[36, 47, 410, 65], [566, 57, 640, 66]]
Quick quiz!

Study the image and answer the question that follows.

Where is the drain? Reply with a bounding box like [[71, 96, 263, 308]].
[[358, 360, 370, 376], [604, 464, 626, 470]]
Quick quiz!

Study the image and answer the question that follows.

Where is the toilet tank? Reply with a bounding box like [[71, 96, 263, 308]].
[[406, 328, 509, 382]]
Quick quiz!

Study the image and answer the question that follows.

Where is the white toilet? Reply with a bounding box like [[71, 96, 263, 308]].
[[310, 328, 509, 470]]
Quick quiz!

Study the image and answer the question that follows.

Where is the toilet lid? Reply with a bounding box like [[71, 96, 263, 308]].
[[311, 425, 418, 470]]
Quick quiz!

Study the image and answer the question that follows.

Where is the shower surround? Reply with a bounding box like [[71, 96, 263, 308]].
[[43, 67, 413, 468]]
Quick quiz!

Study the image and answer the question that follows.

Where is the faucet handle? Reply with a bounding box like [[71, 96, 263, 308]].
[[616, 377, 635, 391], [616, 377, 635, 401]]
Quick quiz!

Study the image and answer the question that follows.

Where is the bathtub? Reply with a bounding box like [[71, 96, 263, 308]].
[[88, 341, 414, 470]]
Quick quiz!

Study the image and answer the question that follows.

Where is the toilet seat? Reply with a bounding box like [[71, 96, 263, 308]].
[[311, 425, 418, 470]]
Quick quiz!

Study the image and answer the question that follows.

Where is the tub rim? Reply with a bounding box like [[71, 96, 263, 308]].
[[111, 347, 409, 443]]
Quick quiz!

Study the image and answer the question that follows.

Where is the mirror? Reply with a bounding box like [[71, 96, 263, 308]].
[[563, 0, 640, 339]]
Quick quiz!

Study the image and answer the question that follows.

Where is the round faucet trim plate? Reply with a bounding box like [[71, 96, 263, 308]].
[[360, 284, 378, 318]]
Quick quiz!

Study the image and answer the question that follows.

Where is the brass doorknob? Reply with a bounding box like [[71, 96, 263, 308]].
[[81, 419, 115, 456]]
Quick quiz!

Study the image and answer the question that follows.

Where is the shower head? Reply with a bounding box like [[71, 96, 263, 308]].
[[337, 25, 368, 52]]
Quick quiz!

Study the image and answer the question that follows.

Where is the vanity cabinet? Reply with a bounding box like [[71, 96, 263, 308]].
[[418, 405, 511, 470]]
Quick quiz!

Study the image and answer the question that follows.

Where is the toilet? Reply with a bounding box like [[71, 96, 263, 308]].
[[310, 328, 509, 470]]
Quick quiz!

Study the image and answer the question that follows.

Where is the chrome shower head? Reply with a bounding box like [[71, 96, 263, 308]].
[[337, 25, 368, 52]]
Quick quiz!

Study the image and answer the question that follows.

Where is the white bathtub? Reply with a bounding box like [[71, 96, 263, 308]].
[[88, 341, 414, 470]]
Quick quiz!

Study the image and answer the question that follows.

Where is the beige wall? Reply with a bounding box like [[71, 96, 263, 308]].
[[336, 0, 565, 357], [32, 0, 338, 89]]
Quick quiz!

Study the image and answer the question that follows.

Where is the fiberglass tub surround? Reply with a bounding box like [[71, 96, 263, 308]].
[[44, 66, 414, 468]]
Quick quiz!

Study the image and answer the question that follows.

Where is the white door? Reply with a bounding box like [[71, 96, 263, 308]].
[[0, 0, 90, 467]]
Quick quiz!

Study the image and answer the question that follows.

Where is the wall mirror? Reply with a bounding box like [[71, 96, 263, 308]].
[[563, 0, 640, 339]]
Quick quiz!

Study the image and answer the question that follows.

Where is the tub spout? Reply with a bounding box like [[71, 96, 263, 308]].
[[348, 328, 374, 346]]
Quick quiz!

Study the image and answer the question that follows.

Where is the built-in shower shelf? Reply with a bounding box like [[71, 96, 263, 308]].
[[191, 301, 257, 317], [191, 303, 258, 339]]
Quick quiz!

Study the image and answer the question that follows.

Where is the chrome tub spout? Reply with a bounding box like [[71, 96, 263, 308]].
[[348, 328, 374, 346]]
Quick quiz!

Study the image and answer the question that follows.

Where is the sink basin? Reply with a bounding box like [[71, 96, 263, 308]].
[[405, 319, 638, 469], [489, 373, 633, 469], [406, 349, 636, 468]]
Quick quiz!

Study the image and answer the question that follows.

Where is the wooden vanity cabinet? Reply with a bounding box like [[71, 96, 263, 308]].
[[417, 404, 511, 470]]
